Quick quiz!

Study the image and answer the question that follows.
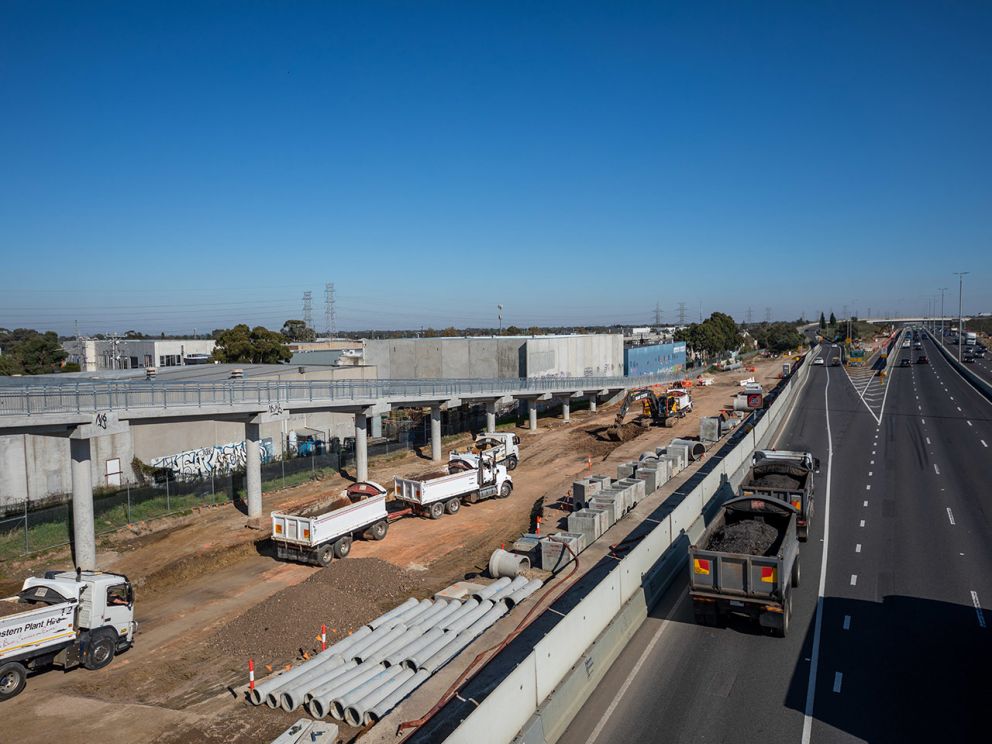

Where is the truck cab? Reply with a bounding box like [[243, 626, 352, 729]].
[[450, 432, 520, 470]]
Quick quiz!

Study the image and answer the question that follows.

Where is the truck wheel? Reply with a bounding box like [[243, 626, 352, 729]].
[[506, 456, 518, 471], [772, 593, 792, 638], [499, 482, 512, 498], [445, 498, 461, 515], [333, 535, 352, 559], [792, 557, 801, 588], [316, 544, 334, 566], [83, 631, 117, 671], [365, 520, 388, 541], [0, 662, 27, 702], [429, 502, 445, 520]]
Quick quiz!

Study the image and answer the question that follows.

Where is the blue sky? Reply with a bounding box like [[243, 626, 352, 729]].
[[1, 1, 989, 334]]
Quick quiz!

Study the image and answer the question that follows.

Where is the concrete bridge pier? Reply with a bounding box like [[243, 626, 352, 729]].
[[430, 404, 442, 462], [355, 412, 369, 482], [485, 400, 497, 432], [69, 437, 96, 570], [244, 422, 262, 518]]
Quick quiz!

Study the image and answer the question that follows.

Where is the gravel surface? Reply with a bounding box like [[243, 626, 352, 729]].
[[750, 473, 803, 490], [215, 558, 430, 664], [706, 520, 779, 556]]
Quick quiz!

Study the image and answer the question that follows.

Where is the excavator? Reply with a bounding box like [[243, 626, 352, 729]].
[[606, 387, 692, 441]]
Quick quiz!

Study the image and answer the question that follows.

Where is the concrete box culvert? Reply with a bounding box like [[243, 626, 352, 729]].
[[279, 659, 357, 712], [488, 548, 530, 579], [345, 667, 416, 727], [670, 438, 705, 461], [330, 665, 406, 720], [367, 669, 431, 723], [249, 648, 344, 706], [383, 627, 445, 668], [307, 662, 387, 719], [366, 597, 419, 630], [471, 576, 512, 603], [504, 578, 543, 609], [353, 623, 408, 664]]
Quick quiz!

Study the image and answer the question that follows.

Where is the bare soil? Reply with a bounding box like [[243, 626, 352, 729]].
[[706, 520, 779, 555]]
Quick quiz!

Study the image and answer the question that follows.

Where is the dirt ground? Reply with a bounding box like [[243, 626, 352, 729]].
[[1, 357, 786, 744]]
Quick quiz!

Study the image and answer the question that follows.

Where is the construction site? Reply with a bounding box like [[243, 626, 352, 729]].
[[0, 350, 792, 744]]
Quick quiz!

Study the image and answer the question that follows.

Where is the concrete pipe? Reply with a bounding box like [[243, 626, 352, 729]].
[[436, 599, 480, 631], [249, 651, 343, 706], [504, 579, 544, 610], [277, 659, 356, 712], [389, 598, 434, 628], [403, 629, 463, 671], [487, 575, 529, 603], [412, 600, 462, 632], [353, 624, 408, 664], [488, 548, 530, 579], [442, 600, 494, 635], [421, 603, 510, 673], [404, 600, 451, 631], [330, 665, 406, 720], [471, 577, 512, 603], [367, 669, 431, 723], [323, 624, 373, 657], [307, 663, 387, 719], [383, 627, 445, 668], [670, 438, 705, 461], [301, 661, 375, 707], [345, 667, 415, 727], [363, 626, 421, 666], [366, 597, 419, 630], [342, 622, 408, 662]]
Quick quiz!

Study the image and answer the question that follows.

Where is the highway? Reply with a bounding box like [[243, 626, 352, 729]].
[[559, 336, 992, 744], [930, 329, 992, 386]]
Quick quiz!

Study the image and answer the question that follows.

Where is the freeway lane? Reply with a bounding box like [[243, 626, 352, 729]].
[[559, 339, 992, 744]]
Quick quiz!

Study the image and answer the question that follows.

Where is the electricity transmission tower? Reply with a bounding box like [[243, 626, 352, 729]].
[[765, 307, 772, 323], [745, 307, 753, 324], [654, 301, 663, 326], [324, 283, 336, 336], [677, 302, 687, 325], [303, 291, 313, 330]]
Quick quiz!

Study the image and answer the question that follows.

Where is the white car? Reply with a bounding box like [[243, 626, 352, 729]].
[[831, 344, 838, 348], [813, 358, 825, 366]]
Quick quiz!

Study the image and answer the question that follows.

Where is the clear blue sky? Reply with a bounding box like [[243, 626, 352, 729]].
[[1, 1, 989, 335]]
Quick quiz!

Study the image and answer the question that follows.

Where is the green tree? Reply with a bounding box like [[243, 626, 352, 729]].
[[441, 327, 460, 337], [829, 311, 836, 326], [504, 325, 522, 336], [0, 329, 67, 375], [819, 312, 827, 330], [212, 325, 291, 364], [280, 319, 316, 342]]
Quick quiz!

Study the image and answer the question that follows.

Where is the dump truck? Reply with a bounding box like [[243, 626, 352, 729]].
[[689, 495, 800, 637], [394, 457, 512, 518], [449, 431, 521, 470], [0, 570, 136, 701], [271, 481, 391, 566], [740, 450, 818, 541]]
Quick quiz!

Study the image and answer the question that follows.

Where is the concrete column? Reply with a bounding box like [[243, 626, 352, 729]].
[[245, 422, 262, 518], [371, 414, 382, 438], [529, 400, 538, 431], [589, 396, 598, 412], [485, 400, 497, 432], [70, 437, 96, 570], [430, 404, 442, 462], [355, 412, 369, 482], [562, 399, 571, 422]]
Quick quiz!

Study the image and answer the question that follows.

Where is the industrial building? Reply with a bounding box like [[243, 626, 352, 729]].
[[623, 341, 687, 378], [63, 338, 217, 372]]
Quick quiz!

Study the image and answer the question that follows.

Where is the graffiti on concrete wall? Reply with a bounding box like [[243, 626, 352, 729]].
[[151, 438, 274, 480]]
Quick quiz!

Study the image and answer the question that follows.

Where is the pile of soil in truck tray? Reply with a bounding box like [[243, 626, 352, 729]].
[[751, 473, 803, 490], [706, 520, 779, 556], [214, 557, 430, 664], [0, 600, 30, 619], [296, 493, 352, 517]]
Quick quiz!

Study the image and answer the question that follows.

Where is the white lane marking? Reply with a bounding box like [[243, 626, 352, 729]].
[[934, 463, 940, 476], [582, 591, 689, 744], [855, 543, 862, 553], [947, 508, 955, 525], [957, 406, 962, 412], [922, 418, 926, 425], [972, 591, 986, 629], [918, 405, 922, 411], [950, 396, 954, 400], [967, 420, 973, 426], [860, 519, 866, 527], [832, 672, 843, 693], [872, 450, 876, 455], [983, 440, 989, 448], [866, 484, 871, 490], [843, 615, 851, 630], [926, 437, 931, 445], [850, 574, 858, 587], [801, 355, 835, 744], [868, 471, 873, 476]]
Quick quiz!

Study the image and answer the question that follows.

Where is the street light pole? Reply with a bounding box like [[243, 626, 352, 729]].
[[954, 272, 969, 362], [938, 287, 947, 340]]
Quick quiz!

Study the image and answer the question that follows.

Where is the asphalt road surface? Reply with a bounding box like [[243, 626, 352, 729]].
[[558, 338, 992, 744]]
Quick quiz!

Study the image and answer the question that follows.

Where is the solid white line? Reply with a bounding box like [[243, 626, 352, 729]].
[[947, 508, 955, 525], [832, 672, 843, 693], [843, 615, 851, 630], [934, 463, 940, 476], [801, 353, 834, 744], [972, 591, 986, 630], [582, 592, 689, 744], [855, 543, 861, 553], [850, 574, 858, 586]]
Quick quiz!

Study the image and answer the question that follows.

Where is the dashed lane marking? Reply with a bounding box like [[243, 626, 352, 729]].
[[972, 591, 986, 629], [860, 520, 866, 527], [832, 672, 843, 693], [855, 543, 861, 553], [934, 463, 941, 476], [843, 615, 851, 630], [850, 575, 858, 586]]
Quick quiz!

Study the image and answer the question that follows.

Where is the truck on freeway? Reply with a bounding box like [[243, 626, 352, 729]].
[[0, 570, 136, 701], [689, 495, 800, 637], [740, 450, 819, 541], [965, 332, 977, 346], [449, 431, 521, 470], [271, 481, 391, 566], [394, 457, 512, 519]]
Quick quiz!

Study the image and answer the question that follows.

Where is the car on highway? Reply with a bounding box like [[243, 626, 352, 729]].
[[813, 358, 824, 366], [964, 354, 976, 364], [914, 342, 922, 349], [902, 340, 910, 348], [917, 355, 928, 364], [831, 358, 841, 366], [900, 358, 911, 367]]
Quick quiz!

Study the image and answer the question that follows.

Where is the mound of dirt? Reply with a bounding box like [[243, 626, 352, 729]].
[[586, 421, 646, 444], [706, 520, 779, 556], [214, 558, 430, 664], [0, 600, 30, 619]]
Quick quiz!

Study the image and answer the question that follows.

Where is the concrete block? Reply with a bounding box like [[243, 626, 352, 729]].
[[540, 532, 584, 571], [434, 581, 486, 603], [635, 467, 658, 494], [589, 496, 618, 526], [571, 479, 601, 509], [667, 443, 690, 469], [511, 534, 542, 566], [619, 477, 645, 506], [589, 474, 613, 489], [616, 462, 635, 480], [567, 509, 602, 547], [700, 417, 721, 443]]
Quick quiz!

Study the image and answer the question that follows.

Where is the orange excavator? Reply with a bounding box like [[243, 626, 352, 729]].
[[606, 387, 693, 440]]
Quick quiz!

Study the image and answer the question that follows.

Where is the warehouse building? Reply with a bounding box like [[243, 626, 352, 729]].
[[623, 341, 687, 378], [63, 338, 217, 372]]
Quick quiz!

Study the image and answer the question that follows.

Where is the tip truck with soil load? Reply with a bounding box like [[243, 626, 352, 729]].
[[740, 450, 819, 541], [689, 495, 801, 637], [394, 454, 513, 519], [0, 570, 136, 701]]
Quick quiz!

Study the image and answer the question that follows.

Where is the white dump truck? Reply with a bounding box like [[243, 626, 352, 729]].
[[394, 457, 513, 519], [271, 481, 391, 566], [450, 432, 521, 470], [0, 569, 136, 701]]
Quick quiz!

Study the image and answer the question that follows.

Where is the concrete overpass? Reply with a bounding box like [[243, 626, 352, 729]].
[[0, 372, 673, 569]]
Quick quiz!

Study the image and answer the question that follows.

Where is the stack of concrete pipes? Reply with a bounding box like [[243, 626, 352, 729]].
[[247, 581, 542, 726]]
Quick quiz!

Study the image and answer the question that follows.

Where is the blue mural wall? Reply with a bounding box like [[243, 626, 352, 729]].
[[624, 342, 687, 378]]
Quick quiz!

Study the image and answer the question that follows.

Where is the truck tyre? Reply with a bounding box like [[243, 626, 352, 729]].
[[333, 535, 352, 559], [83, 630, 117, 671], [792, 557, 801, 588], [506, 455, 518, 471], [772, 593, 792, 638], [445, 498, 461, 515], [499, 482, 512, 498], [316, 544, 334, 566], [429, 502, 445, 520], [0, 662, 27, 702], [365, 520, 388, 541]]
